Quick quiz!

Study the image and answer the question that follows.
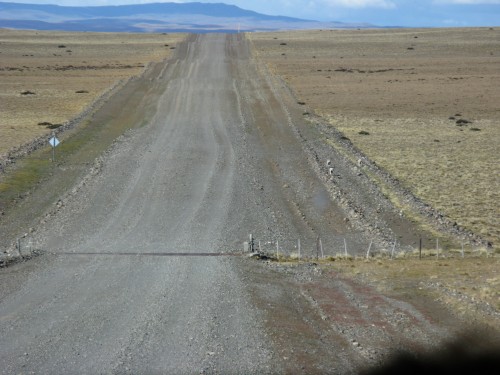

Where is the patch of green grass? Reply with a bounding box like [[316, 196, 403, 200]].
[[0, 118, 102, 209], [0, 158, 52, 201]]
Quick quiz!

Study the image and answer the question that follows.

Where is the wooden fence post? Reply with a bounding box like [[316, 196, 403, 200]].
[[17, 238, 23, 259]]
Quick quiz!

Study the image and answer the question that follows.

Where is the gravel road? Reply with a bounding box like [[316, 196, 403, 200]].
[[1, 33, 287, 374], [0, 34, 482, 374]]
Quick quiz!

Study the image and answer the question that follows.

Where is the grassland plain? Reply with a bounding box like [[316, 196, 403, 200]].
[[0, 29, 185, 156], [249, 28, 500, 248]]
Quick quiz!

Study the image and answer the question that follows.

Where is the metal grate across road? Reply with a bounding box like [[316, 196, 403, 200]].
[[55, 252, 243, 257]]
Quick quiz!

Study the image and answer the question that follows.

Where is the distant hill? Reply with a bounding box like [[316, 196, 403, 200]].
[[0, 2, 374, 33]]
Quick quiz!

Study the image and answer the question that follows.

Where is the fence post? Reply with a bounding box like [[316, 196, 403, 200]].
[[419, 237, 422, 260], [320, 238, 324, 259], [344, 238, 348, 257], [436, 238, 439, 259], [391, 240, 396, 259], [17, 238, 23, 259], [316, 237, 319, 260], [461, 241, 464, 258], [366, 241, 372, 259]]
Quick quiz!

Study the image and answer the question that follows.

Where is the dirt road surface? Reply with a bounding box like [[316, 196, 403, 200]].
[[1, 34, 495, 374]]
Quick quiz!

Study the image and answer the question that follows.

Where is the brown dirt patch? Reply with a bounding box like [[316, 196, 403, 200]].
[[330, 255, 500, 329]]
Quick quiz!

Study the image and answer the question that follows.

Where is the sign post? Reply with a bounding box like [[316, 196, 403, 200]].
[[48, 134, 60, 162]]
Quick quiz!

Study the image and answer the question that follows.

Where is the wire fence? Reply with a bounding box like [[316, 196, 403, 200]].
[[244, 234, 496, 261], [0, 236, 44, 267], [1, 233, 496, 268]]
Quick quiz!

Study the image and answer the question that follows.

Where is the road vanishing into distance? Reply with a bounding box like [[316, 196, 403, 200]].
[[0, 33, 349, 374], [0, 34, 478, 374]]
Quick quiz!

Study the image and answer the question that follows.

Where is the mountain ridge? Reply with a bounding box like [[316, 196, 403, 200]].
[[0, 1, 375, 32], [0, 2, 309, 22]]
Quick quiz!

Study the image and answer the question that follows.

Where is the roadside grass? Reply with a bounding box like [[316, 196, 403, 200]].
[[0, 74, 158, 207], [323, 132, 456, 249], [0, 158, 52, 202], [0, 118, 104, 214], [327, 115, 500, 247], [249, 28, 500, 248]]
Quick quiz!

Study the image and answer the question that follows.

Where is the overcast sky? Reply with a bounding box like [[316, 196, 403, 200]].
[[4, 0, 500, 26]]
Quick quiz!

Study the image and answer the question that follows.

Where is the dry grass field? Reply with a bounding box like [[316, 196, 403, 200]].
[[0, 29, 185, 156], [249, 28, 500, 247]]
